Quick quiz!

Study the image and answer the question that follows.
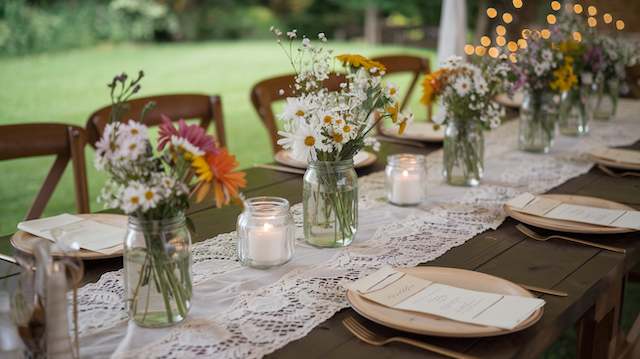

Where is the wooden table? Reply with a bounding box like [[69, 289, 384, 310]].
[[0, 139, 638, 359]]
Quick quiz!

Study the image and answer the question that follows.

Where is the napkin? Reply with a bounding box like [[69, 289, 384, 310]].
[[588, 147, 640, 165], [18, 214, 124, 254], [507, 193, 640, 230], [346, 266, 545, 330]]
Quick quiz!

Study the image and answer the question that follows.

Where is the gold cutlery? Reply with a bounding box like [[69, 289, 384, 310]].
[[518, 283, 568, 297], [375, 135, 426, 148], [597, 164, 640, 178], [516, 224, 626, 254], [253, 164, 306, 175], [0, 253, 17, 264], [343, 316, 479, 359]]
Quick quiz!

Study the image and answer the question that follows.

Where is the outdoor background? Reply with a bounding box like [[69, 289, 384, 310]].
[[0, 2, 638, 358]]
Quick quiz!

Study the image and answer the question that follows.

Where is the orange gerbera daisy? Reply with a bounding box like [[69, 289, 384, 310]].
[[192, 149, 247, 207], [420, 69, 446, 106]]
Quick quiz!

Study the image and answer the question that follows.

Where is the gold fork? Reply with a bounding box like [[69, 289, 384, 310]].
[[515, 224, 626, 254], [343, 317, 479, 359], [597, 164, 640, 178]]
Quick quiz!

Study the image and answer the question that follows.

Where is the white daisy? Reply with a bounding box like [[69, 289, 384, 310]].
[[453, 77, 472, 97], [280, 97, 310, 121], [119, 137, 146, 161], [121, 183, 143, 213], [121, 120, 148, 141], [384, 82, 399, 100], [140, 185, 161, 211], [170, 136, 205, 157], [277, 122, 321, 162]]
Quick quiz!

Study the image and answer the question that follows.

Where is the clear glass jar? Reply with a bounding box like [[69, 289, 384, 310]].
[[559, 85, 591, 136], [385, 154, 427, 206], [124, 214, 192, 328], [303, 159, 358, 247], [518, 90, 558, 153], [237, 197, 295, 268], [591, 77, 619, 121], [443, 118, 484, 187]]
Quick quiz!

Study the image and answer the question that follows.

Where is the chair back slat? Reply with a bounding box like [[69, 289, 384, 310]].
[[250, 73, 346, 154], [86, 94, 226, 148], [0, 123, 90, 220]]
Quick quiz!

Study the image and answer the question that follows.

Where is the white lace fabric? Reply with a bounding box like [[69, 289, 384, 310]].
[[77, 100, 640, 358]]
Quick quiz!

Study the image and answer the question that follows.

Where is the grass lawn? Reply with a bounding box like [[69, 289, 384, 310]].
[[0, 40, 433, 235]]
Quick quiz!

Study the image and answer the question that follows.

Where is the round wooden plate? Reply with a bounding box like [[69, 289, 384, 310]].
[[274, 150, 377, 169], [11, 213, 127, 260], [347, 266, 543, 337], [589, 155, 640, 171], [504, 194, 636, 234], [495, 91, 524, 108], [380, 122, 444, 142]]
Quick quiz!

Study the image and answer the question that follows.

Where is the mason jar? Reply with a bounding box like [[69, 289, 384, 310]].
[[303, 159, 358, 247], [124, 214, 192, 327], [237, 196, 295, 268], [559, 85, 591, 136], [443, 118, 484, 186], [518, 90, 558, 153], [385, 154, 427, 206], [591, 77, 619, 121]]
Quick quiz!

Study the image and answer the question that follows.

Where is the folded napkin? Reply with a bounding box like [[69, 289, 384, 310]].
[[18, 214, 124, 254], [346, 266, 545, 330], [507, 193, 640, 230], [589, 147, 640, 165]]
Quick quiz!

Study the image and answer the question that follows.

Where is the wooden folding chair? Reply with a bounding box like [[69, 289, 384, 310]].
[[0, 123, 90, 220], [250, 73, 346, 154], [86, 94, 226, 148], [370, 55, 432, 132]]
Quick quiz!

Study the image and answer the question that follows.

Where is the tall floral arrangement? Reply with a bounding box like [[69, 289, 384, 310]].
[[513, 33, 566, 93], [271, 27, 412, 163]]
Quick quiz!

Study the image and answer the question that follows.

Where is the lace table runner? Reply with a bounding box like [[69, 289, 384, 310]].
[[78, 100, 640, 358]]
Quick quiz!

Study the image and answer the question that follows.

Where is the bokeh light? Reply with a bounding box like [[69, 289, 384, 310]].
[[588, 6, 597, 16], [572, 31, 582, 42], [513, 0, 523, 9], [464, 44, 475, 55], [521, 29, 531, 39], [503, 13, 513, 24], [509, 53, 517, 63], [481, 36, 491, 47], [496, 36, 507, 46], [616, 20, 625, 30], [507, 41, 518, 52], [517, 38, 528, 49], [603, 13, 613, 24], [487, 8, 498, 19], [573, 4, 583, 14], [551, 1, 561, 11], [496, 25, 507, 36], [541, 29, 551, 39], [587, 17, 597, 28], [475, 46, 486, 56], [547, 14, 557, 25], [488, 47, 500, 58]]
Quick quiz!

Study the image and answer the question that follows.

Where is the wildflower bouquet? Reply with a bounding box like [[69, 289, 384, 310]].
[[95, 71, 246, 326], [271, 27, 412, 247], [421, 56, 511, 185]]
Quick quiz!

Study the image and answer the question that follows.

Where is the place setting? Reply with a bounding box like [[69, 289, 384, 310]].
[[588, 146, 640, 177]]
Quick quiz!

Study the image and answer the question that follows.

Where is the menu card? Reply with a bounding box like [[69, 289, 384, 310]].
[[507, 193, 640, 230], [589, 147, 640, 165], [346, 266, 545, 330], [18, 214, 124, 254]]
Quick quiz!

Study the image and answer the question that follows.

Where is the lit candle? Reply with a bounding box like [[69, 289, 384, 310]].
[[390, 170, 424, 205], [247, 222, 287, 264]]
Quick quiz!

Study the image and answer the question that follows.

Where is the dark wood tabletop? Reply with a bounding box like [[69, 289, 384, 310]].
[[0, 138, 638, 359]]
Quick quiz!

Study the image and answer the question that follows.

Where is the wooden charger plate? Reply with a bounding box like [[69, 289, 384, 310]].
[[11, 213, 127, 260], [347, 266, 543, 337], [380, 122, 444, 142], [274, 150, 377, 169], [504, 194, 636, 234], [589, 155, 640, 171]]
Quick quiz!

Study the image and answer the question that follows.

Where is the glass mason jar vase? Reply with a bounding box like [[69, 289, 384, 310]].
[[559, 86, 591, 136], [385, 154, 427, 206], [443, 118, 484, 187], [303, 159, 358, 247], [124, 214, 192, 327], [237, 197, 295, 268], [518, 90, 558, 153], [591, 77, 619, 121]]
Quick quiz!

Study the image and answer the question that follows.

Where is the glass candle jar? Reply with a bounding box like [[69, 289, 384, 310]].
[[385, 154, 427, 206], [237, 197, 295, 268]]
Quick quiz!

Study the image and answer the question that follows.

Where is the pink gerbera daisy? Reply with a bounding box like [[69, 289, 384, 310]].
[[157, 115, 217, 154]]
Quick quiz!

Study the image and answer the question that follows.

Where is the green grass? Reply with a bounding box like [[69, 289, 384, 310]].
[[0, 40, 434, 234]]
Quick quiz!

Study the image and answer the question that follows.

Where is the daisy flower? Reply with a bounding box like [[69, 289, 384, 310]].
[[280, 97, 311, 121], [384, 82, 399, 100], [158, 116, 217, 154], [121, 120, 149, 141], [121, 183, 144, 213], [192, 150, 247, 207], [140, 185, 161, 211], [171, 136, 205, 157], [277, 122, 321, 162], [453, 77, 472, 97]]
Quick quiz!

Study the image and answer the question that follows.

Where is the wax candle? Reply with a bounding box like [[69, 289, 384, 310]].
[[247, 223, 287, 264], [385, 154, 427, 206], [391, 170, 423, 205]]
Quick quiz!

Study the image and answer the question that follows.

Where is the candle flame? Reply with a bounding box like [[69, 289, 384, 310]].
[[402, 170, 409, 177], [263, 223, 273, 231]]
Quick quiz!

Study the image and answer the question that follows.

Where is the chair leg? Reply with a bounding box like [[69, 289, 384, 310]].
[[68, 127, 90, 214]]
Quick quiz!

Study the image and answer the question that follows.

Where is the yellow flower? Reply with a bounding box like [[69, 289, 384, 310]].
[[336, 54, 387, 73], [386, 102, 400, 123], [192, 155, 212, 182], [398, 120, 408, 135], [550, 61, 577, 92], [420, 69, 446, 106]]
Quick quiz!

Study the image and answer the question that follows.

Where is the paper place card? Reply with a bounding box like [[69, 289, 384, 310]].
[[507, 193, 640, 230], [589, 147, 640, 165], [347, 267, 545, 330], [18, 214, 124, 254]]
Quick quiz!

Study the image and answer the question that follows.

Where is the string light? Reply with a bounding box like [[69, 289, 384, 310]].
[[551, 1, 561, 11], [507, 41, 518, 52], [503, 13, 513, 24], [521, 29, 531, 39], [475, 46, 486, 56], [547, 14, 557, 25], [587, 6, 597, 16], [573, 4, 583, 14], [481, 36, 492, 47], [509, 53, 518, 63], [464, 44, 475, 55], [572, 31, 582, 42], [517, 38, 528, 49], [587, 17, 597, 28], [603, 13, 613, 24], [487, 7, 498, 18], [616, 20, 625, 31], [541, 29, 551, 39], [496, 36, 507, 46], [513, 0, 523, 9], [496, 25, 507, 36], [488, 47, 500, 58]]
